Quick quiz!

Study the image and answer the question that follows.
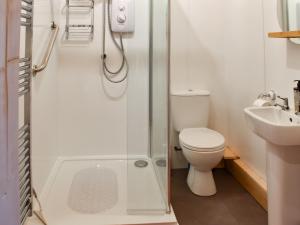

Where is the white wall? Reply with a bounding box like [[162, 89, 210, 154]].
[[53, 0, 150, 157], [264, 0, 300, 107], [224, 0, 267, 180], [31, 0, 60, 193], [171, 0, 229, 169], [31, 0, 150, 193], [171, 0, 300, 182], [171, 0, 267, 179], [225, 0, 300, 181]]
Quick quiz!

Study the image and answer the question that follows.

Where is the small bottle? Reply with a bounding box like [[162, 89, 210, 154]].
[[294, 80, 300, 115]]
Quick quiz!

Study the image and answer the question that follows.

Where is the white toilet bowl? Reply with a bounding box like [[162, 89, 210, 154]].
[[179, 128, 225, 196]]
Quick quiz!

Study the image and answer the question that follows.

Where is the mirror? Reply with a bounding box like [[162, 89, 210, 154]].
[[283, 0, 300, 44]]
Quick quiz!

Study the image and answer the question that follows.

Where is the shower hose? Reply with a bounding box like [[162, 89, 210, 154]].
[[102, 0, 129, 83]]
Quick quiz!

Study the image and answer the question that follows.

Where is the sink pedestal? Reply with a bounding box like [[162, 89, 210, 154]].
[[267, 143, 300, 225], [244, 107, 300, 224]]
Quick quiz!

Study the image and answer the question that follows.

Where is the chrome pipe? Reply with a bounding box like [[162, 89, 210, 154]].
[[33, 22, 59, 75], [20, 194, 30, 210], [21, 13, 32, 19], [20, 205, 30, 225], [19, 155, 30, 167], [19, 164, 30, 177], [19, 72, 30, 81], [67, 24, 93, 27], [19, 57, 31, 63], [19, 81, 30, 89], [19, 147, 30, 159], [18, 139, 29, 150], [21, 21, 31, 27], [18, 89, 29, 97], [67, 4, 93, 7], [18, 124, 30, 135], [19, 64, 30, 71], [19, 173, 30, 192], [20, 187, 30, 204], [18, 130, 29, 140], [21, 5, 32, 12], [22, 0, 33, 4]]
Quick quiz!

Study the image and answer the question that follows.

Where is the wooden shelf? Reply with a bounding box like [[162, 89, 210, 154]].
[[224, 147, 240, 160], [268, 31, 300, 38], [215, 147, 240, 168]]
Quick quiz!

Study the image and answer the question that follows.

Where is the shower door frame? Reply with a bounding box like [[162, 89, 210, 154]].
[[166, 0, 171, 213], [166, 0, 172, 213], [167, 0, 171, 212], [149, 0, 171, 213], [0, 0, 22, 225]]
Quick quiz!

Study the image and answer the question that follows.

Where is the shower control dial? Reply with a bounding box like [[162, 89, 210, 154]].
[[117, 14, 126, 23], [119, 4, 126, 11]]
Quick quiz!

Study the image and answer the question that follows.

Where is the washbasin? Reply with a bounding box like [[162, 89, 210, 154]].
[[244, 106, 300, 146], [244, 106, 300, 225]]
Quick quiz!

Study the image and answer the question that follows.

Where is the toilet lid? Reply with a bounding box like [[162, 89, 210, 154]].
[[179, 128, 225, 152]]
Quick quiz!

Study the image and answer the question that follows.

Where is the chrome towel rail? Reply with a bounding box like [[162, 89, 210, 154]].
[[33, 22, 59, 75], [19, 0, 33, 224]]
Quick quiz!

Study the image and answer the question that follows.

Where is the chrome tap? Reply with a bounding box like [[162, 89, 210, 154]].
[[257, 90, 276, 104], [275, 96, 290, 111]]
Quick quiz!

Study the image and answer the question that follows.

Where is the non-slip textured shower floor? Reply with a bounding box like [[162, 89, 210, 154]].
[[26, 157, 178, 225]]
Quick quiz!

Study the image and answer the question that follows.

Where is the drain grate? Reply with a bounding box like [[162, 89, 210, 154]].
[[156, 159, 166, 167], [134, 160, 148, 168]]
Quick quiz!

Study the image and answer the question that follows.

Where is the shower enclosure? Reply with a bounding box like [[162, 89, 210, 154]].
[[10, 0, 175, 225]]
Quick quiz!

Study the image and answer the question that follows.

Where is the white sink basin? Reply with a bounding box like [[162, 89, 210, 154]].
[[244, 106, 300, 146], [244, 106, 300, 225]]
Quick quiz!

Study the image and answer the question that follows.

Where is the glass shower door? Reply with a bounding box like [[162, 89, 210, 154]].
[[149, 0, 170, 213], [126, 0, 170, 214]]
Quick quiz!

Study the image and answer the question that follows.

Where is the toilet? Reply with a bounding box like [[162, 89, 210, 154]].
[[171, 89, 225, 196]]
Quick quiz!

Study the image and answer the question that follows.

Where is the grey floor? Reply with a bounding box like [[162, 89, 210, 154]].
[[171, 169, 268, 225]]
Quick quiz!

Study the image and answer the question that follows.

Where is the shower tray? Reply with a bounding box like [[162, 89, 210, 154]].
[[25, 156, 178, 225]]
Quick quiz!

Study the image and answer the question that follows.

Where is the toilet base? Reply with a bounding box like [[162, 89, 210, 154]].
[[187, 166, 217, 196]]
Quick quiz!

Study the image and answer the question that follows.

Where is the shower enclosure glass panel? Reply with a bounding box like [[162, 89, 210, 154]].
[[127, 0, 170, 214], [150, 0, 170, 213]]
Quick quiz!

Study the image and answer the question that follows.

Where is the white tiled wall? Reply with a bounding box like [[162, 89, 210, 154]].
[[31, 0, 60, 194], [31, 0, 150, 193], [264, 0, 300, 106], [224, 0, 267, 180], [171, 0, 229, 169], [54, 0, 150, 157]]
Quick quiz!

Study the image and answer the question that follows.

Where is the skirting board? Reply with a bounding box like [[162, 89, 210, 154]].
[[225, 159, 268, 211]]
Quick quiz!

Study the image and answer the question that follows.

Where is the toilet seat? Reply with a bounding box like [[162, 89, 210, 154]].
[[179, 128, 225, 152]]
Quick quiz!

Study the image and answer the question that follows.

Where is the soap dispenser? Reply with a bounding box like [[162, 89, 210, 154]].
[[294, 80, 300, 114]]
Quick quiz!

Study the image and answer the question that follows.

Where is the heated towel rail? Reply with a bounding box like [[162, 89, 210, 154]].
[[33, 21, 59, 75], [19, 0, 33, 224], [19, 3, 59, 225]]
